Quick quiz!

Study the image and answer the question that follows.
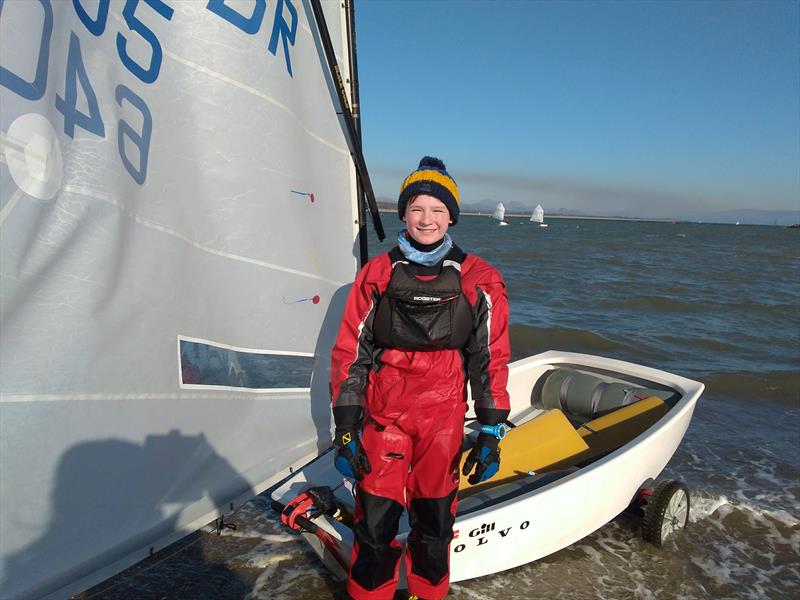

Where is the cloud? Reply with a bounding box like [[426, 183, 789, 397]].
[[455, 170, 713, 218], [368, 164, 719, 219]]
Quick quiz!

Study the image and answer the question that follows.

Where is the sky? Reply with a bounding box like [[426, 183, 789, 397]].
[[353, 0, 800, 220]]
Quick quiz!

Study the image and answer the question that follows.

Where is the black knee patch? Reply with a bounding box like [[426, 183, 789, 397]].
[[407, 489, 457, 585], [351, 489, 404, 590]]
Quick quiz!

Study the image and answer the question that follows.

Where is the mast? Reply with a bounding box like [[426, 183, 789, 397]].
[[310, 0, 385, 250], [344, 0, 369, 266]]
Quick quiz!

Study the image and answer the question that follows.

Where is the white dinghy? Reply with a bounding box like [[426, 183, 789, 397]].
[[492, 201, 509, 225], [530, 203, 548, 227], [273, 351, 703, 582]]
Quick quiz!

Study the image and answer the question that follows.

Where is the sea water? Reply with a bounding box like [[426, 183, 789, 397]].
[[78, 216, 799, 600]]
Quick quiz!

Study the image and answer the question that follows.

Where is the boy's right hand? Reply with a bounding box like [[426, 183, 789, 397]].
[[333, 428, 371, 480]]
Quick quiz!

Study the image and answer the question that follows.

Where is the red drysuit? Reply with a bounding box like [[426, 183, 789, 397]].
[[330, 246, 510, 600]]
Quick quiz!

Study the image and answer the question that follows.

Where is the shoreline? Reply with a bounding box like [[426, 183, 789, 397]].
[[464, 212, 676, 223], [376, 207, 676, 223], [375, 207, 797, 226]]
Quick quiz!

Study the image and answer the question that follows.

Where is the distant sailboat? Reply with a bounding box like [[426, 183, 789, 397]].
[[492, 202, 509, 225], [530, 204, 548, 227]]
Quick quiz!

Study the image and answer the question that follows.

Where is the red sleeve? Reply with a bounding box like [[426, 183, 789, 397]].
[[463, 259, 511, 424], [330, 256, 387, 417]]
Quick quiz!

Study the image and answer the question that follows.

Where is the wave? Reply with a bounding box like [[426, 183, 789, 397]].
[[702, 370, 800, 406], [690, 493, 799, 529], [509, 324, 629, 357], [602, 295, 799, 319], [656, 334, 740, 354], [607, 295, 708, 313]]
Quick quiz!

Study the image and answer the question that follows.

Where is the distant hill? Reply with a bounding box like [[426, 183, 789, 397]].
[[377, 199, 396, 212], [375, 197, 798, 226], [683, 209, 799, 226]]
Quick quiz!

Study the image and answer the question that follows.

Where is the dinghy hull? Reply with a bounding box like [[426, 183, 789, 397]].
[[272, 351, 704, 581]]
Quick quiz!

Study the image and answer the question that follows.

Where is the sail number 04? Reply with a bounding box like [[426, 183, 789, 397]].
[[2, 0, 301, 186], [0, 0, 171, 185]]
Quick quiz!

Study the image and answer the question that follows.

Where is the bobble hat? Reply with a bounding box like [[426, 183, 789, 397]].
[[397, 156, 460, 225]]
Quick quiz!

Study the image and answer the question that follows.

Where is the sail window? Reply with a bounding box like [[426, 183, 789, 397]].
[[178, 336, 313, 391]]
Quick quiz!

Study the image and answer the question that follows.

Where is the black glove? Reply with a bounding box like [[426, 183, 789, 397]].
[[306, 486, 338, 518], [462, 433, 500, 485], [333, 427, 371, 481]]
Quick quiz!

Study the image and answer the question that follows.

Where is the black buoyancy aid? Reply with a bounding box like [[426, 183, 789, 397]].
[[372, 247, 474, 350]]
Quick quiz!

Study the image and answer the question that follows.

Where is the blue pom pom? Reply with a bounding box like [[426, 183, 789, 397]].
[[418, 156, 446, 171]]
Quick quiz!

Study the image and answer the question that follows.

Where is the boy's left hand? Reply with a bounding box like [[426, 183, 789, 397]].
[[462, 433, 500, 484]]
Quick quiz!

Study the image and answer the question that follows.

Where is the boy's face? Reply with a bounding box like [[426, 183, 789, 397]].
[[403, 194, 451, 245]]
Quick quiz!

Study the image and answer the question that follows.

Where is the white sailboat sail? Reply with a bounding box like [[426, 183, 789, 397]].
[[0, 2, 360, 598], [492, 201, 506, 222], [530, 203, 547, 227]]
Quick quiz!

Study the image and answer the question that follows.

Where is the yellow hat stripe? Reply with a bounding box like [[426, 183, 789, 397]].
[[400, 170, 460, 205]]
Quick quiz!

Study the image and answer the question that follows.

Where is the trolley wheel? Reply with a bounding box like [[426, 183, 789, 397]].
[[641, 479, 690, 547]]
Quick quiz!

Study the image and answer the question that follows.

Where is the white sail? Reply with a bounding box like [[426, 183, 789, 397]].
[[492, 201, 506, 221], [530, 204, 544, 223], [0, 1, 360, 598]]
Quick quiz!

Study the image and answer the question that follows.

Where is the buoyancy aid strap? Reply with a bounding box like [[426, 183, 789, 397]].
[[388, 246, 406, 267], [387, 245, 466, 274]]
